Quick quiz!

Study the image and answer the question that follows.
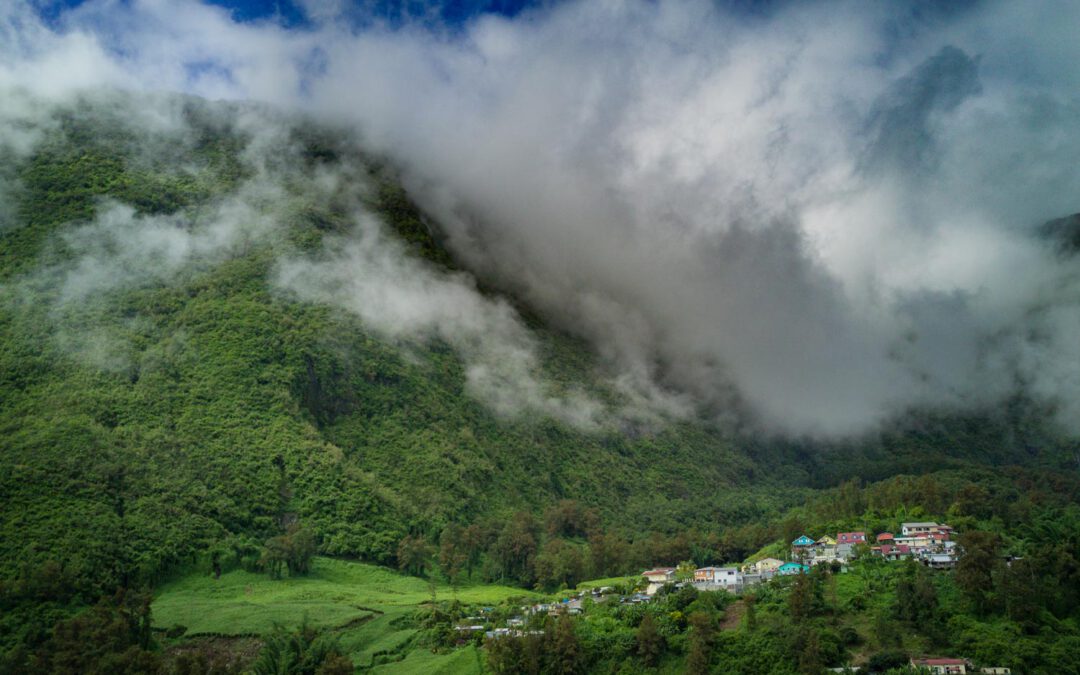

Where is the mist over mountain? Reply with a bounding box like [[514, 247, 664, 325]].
[[7, 0, 1080, 437], [3, 4, 1080, 672]]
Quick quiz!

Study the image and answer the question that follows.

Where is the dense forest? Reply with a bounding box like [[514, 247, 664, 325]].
[[1, 91, 1078, 673]]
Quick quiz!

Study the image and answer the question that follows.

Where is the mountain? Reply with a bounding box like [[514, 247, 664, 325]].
[[1, 90, 1078, 671]]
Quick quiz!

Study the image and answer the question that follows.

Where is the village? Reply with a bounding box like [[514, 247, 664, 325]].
[[472, 521, 963, 639], [465, 521, 1015, 674], [641, 521, 961, 596]]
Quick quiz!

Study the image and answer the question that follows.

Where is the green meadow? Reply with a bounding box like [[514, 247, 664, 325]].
[[152, 556, 540, 669]]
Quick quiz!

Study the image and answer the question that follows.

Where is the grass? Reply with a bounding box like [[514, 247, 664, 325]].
[[369, 645, 484, 675], [153, 557, 541, 667], [153, 556, 540, 634], [575, 575, 640, 591]]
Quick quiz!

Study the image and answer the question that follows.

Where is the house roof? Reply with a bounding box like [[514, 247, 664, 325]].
[[792, 535, 815, 545], [642, 568, 675, 575], [876, 532, 894, 540], [902, 522, 939, 528], [779, 562, 808, 569]]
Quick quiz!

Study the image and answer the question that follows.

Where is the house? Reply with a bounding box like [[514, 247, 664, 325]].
[[778, 562, 810, 575], [902, 522, 939, 537], [694, 566, 741, 590], [910, 657, 970, 674], [979, 668, 1010, 674], [642, 568, 676, 595], [876, 532, 894, 543], [816, 535, 837, 547], [877, 544, 912, 560], [924, 553, 957, 569], [643, 568, 675, 583], [811, 545, 838, 565], [748, 557, 784, 574], [791, 535, 815, 547], [837, 532, 866, 545], [836, 543, 855, 560]]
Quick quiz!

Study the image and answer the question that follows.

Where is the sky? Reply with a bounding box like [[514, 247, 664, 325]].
[[4, 0, 1080, 437]]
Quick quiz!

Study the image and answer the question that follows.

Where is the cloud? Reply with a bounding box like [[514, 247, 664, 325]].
[[0, 87, 613, 427], [4, 0, 1080, 436], [274, 213, 610, 428]]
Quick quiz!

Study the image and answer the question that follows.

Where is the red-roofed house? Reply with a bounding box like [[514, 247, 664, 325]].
[[837, 532, 866, 545], [878, 544, 912, 560], [876, 532, 894, 543], [642, 568, 676, 596], [910, 657, 970, 674]]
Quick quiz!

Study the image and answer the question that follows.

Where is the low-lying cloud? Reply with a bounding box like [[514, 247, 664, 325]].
[[3, 0, 1080, 436]]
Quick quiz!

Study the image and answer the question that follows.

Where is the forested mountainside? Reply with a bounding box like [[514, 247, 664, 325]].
[[1, 91, 1078, 672], [0, 91, 786, 591]]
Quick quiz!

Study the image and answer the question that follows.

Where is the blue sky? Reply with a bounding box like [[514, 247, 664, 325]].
[[35, 0, 804, 31], [37, 0, 553, 29]]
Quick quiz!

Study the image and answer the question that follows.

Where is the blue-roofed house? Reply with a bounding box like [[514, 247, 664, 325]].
[[779, 562, 810, 576], [791, 535, 815, 547]]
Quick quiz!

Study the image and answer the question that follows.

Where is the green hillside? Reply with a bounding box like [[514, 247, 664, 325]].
[[1, 91, 1078, 673], [0, 92, 766, 584]]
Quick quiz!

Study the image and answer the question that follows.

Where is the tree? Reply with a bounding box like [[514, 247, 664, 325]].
[[795, 627, 822, 675], [744, 594, 758, 631], [260, 525, 317, 579], [534, 539, 586, 591], [544, 500, 599, 539], [439, 524, 468, 583], [588, 532, 628, 578], [462, 524, 486, 580], [397, 535, 433, 577], [685, 611, 714, 675], [251, 621, 350, 675], [486, 632, 543, 675], [956, 531, 1003, 615], [490, 512, 539, 585], [1000, 556, 1040, 630], [788, 570, 823, 621], [635, 612, 664, 668], [548, 614, 584, 675], [259, 536, 289, 579], [866, 649, 909, 673], [33, 589, 161, 674], [286, 526, 317, 576]]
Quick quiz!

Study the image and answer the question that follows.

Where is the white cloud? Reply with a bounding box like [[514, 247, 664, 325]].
[[4, 0, 1080, 436]]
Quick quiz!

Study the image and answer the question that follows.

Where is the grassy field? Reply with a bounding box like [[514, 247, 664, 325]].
[[153, 556, 541, 669], [369, 646, 485, 675], [574, 575, 641, 591]]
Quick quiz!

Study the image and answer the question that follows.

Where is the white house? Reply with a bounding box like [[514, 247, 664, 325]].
[[901, 522, 939, 537], [693, 566, 741, 591]]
